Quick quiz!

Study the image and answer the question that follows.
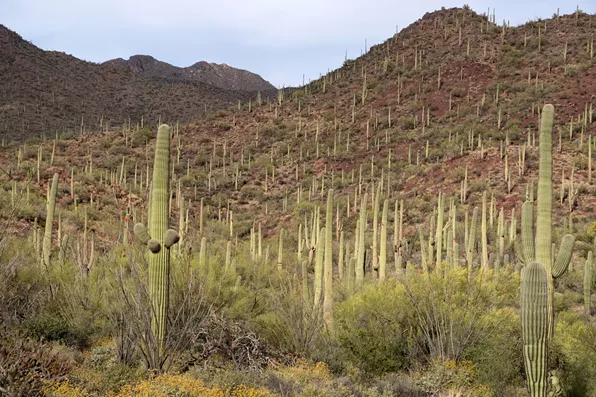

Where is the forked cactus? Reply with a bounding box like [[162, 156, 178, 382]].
[[134, 124, 180, 357]]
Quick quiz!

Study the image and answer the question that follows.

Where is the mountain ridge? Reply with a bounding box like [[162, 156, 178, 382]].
[[0, 24, 274, 141], [103, 55, 275, 92]]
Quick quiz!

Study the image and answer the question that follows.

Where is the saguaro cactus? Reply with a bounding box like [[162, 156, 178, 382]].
[[379, 199, 388, 279], [134, 124, 180, 359], [42, 173, 59, 269], [521, 262, 548, 397], [520, 105, 575, 338], [323, 190, 334, 333], [314, 227, 325, 307], [585, 251, 593, 317], [356, 193, 367, 282], [466, 207, 478, 277]]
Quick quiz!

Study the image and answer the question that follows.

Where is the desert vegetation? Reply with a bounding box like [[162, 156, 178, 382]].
[[0, 6, 595, 397]]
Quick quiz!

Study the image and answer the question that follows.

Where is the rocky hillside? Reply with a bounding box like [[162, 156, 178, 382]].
[[0, 25, 274, 141], [104, 55, 275, 92], [4, 6, 593, 243]]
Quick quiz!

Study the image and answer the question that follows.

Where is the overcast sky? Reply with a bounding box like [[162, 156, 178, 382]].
[[2, 1, 595, 87]]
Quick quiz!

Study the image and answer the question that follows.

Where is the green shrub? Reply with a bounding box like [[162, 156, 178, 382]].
[[23, 312, 91, 348], [553, 311, 596, 396], [336, 279, 413, 375], [462, 307, 524, 393]]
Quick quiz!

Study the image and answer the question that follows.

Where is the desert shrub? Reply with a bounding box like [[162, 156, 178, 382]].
[[131, 127, 153, 147], [415, 359, 492, 397], [23, 312, 92, 348], [0, 238, 45, 326], [335, 279, 413, 375], [587, 221, 596, 240], [462, 307, 524, 393], [110, 373, 275, 397], [184, 314, 278, 372], [553, 311, 596, 396], [0, 329, 72, 396], [402, 267, 519, 364], [256, 280, 325, 357]]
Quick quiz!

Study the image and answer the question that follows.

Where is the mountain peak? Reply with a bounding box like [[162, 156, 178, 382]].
[[104, 55, 275, 92]]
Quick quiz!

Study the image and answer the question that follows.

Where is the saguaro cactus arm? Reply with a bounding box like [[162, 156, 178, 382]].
[[521, 200, 535, 264], [552, 234, 575, 278]]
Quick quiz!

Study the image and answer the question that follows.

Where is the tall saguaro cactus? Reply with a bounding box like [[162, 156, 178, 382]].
[[356, 193, 367, 282], [323, 190, 334, 333], [134, 124, 180, 360], [379, 199, 388, 279], [42, 173, 59, 269], [520, 105, 575, 338], [521, 262, 548, 397], [585, 251, 593, 317]]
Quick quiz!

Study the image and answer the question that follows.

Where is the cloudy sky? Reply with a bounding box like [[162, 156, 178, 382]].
[[2, 1, 595, 87]]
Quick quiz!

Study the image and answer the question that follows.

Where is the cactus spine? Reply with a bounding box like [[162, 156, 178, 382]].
[[133, 124, 180, 359], [521, 262, 548, 397], [42, 173, 59, 269]]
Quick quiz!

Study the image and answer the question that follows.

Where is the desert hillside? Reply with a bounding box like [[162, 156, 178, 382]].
[[0, 6, 595, 397]]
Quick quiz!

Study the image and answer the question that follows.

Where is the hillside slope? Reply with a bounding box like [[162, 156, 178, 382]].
[[1, 6, 595, 252]]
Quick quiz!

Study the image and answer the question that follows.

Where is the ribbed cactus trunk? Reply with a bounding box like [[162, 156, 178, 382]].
[[466, 207, 478, 277], [277, 228, 284, 271], [314, 227, 325, 307], [356, 194, 367, 282], [133, 125, 179, 363], [536, 105, 554, 335], [585, 252, 593, 317], [481, 191, 489, 269], [520, 105, 575, 339], [323, 190, 334, 333], [148, 125, 174, 358], [42, 173, 59, 269], [435, 193, 444, 268], [379, 199, 388, 279], [521, 262, 548, 397], [372, 183, 380, 272]]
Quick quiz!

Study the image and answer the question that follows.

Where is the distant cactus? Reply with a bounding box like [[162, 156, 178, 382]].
[[42, 173, 59, 269], [466, 207, 478, 277], [133, 124, 180, 358], [277, 228, 284, 271], [356, 194, 367, 282], [314, 227, 325, 307], [323, 190, 334, 333], [585, 251, 593, 317], [379, 199, 388, 279]]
